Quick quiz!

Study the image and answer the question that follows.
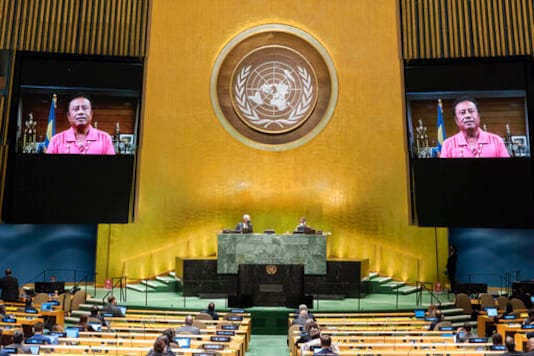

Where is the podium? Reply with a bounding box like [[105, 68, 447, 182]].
[[217, 233, 326, 274], [237, 264, 304, 306]]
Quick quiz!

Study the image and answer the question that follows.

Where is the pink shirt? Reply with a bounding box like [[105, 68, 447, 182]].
[[47, 126, 116, 155], [440, 129, 510, 158]]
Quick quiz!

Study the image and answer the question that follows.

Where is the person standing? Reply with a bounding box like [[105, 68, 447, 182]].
[[46, 94, 115, 154], [446, 245, 458, 293], [0, 268, 19, 302]]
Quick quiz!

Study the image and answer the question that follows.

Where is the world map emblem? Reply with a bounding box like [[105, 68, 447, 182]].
[[232, 47, 318, 134], [211, 24, 338, 151]]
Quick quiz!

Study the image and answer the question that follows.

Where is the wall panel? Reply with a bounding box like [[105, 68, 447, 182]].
[[95, 0, 448, 286]]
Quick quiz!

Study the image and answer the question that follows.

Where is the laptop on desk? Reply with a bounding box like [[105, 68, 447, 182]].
[[485, 307, 498, 317]]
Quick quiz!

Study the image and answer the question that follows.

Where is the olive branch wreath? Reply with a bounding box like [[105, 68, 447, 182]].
[[234, 65, 314, 129]]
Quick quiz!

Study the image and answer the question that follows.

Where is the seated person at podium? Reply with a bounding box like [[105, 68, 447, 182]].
[[296, 217, 308, 232], [294, 217, 316, 234], [236, 214, 253, 233]]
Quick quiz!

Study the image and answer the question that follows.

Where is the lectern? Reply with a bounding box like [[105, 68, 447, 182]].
[[237, 264, 304, 306]]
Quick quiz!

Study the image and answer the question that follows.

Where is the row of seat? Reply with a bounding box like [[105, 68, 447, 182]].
[[287, 311, 507, 356]]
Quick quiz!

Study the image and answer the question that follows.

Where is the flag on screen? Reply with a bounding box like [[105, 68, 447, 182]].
[[44, 94, 57, 148], [436, 99, 446, 152]]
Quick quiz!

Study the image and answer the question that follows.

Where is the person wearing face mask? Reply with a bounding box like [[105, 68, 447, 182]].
[[439, 97, 509, 158], [46, 94, 116, 155]]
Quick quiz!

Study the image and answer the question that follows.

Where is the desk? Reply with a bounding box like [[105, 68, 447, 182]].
[[217, 233, 326, 275]]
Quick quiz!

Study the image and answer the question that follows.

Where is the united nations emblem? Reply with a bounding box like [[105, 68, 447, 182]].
[[211, 24, 338, 151], [265, 264, 278, 275], [232, 46, 318, 134]]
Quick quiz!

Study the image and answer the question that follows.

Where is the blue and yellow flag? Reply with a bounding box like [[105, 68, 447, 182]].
[[44, 94, 57, 148], [436, 99, 446, 152]]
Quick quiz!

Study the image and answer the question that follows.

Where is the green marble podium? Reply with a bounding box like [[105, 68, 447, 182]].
[[217, 233, 327, 275]]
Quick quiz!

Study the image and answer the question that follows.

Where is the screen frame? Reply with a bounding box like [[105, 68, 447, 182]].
[[2, 51, 143, 224], [404, 56, 534, 227]]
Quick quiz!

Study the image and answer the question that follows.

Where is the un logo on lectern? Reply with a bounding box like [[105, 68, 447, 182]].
[[265, 265, 278, 275], [211, 24, 338, 151]]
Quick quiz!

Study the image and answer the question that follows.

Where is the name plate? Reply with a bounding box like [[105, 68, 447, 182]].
[[259, 284, 283, 292]]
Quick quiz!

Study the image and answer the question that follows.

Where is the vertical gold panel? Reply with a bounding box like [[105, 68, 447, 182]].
[[95, 0, 448, 285], [109, 1, 117, 55], [527, 0, 534, 53], [401, 0, 409, 59], [487, 0, 496, 56], [421, 0, 432, 58], [29, 0, 40, 50], [409, 0, 417, 59], [448, 0, 457, 57], [65, 0, 79, 53], [11, 0, 23, 51], [482, 0, 489, 56], [440, 1, 450, 58], [96, 0, 105, 54], [400, 0, 534, 59], [88, 0, 98, 53], [18, 0, 28, 50], [510, 0, 520, 54], [125, 0, 133, 56], [516, 0, 527, 55], [496, 0, 505, 54], [101, 1, 111, 54], [428, 0, 436, 57], [504, 0, 513, 54]]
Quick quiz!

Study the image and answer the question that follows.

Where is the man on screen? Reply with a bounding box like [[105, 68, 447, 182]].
[[46, 94, 116, 154], [440, 97, 509, 158]]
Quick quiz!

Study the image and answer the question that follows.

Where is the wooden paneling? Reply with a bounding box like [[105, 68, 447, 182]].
[[401, 0, 534, 59], [0, 0, 149, 56]]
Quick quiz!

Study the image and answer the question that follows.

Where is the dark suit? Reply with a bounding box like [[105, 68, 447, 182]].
[[0, 275, 19, 301], [235, 222, 253, 233], [102, 305, 124, 317]]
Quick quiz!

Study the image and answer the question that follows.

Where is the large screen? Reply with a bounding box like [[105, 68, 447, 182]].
[[405, 57, 534, 228], [1, 52, 143, 223]]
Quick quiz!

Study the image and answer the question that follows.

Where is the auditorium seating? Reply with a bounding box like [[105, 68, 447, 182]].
[[288, 311, 513, 356]]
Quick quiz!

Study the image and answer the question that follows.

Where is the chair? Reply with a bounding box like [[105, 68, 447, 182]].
[[191, 320, 205, 329], [70, 290, 86, 312], [195, 312, 213, 320], [479, 293, 496, 310], [60, 293, 73, 316], [510, 298, 527, 311], [455, 293, 473, 315], [33, 293, 49, 305], [287, 323, 302, 356], [497, 296, 508, 311], [433, 320, 452, 331]]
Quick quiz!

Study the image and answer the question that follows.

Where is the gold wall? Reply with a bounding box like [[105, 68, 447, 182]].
[[96, 0, 448, 284]]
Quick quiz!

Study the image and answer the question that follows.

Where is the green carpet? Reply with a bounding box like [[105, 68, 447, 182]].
[[84, 287, 455, 335]]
